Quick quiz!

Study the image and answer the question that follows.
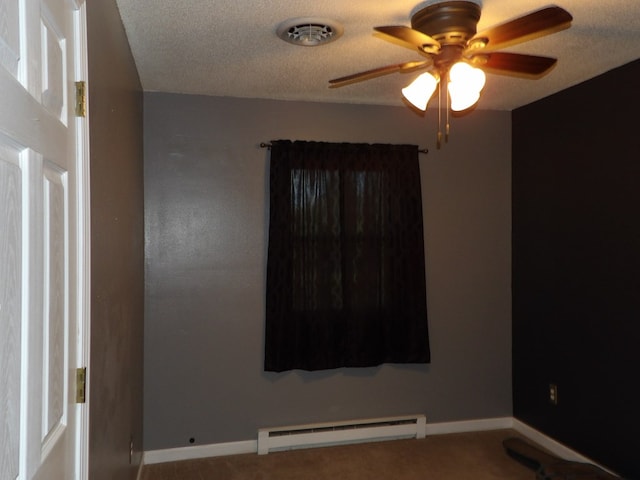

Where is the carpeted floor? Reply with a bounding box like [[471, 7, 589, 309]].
[[141, 429, 538, 480]]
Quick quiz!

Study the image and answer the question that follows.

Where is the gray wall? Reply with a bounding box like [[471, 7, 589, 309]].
[[87, 0, 145, 478], [144, 93, 512, 450]]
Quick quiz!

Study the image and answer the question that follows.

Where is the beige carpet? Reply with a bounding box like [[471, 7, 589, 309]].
[[141, 429, 537, 480]]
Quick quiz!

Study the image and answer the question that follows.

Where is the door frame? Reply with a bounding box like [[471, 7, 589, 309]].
[[72, 1, 91, 478]]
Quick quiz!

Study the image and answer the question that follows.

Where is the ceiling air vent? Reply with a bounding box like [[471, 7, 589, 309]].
[[277, 17, 343, 46]]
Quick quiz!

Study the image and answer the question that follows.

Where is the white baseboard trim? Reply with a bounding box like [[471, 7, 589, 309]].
[[142, 416, 602, 469], [143, 418, 513, 464], [425, 416, 513, 435], [511, 418, 616, 475], [136, 459, 144, 480], [511, 419, 590, 463], [144, 440, 257, 464]]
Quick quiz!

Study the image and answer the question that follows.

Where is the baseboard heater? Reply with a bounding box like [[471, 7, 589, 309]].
[[257, 414, 426, 455]]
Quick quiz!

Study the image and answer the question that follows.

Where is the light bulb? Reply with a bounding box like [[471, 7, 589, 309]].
[[449, 62, 486, 91], [449, 83, 481, 111], [448, 62, 486, 111], [402, 72, 439, 111]]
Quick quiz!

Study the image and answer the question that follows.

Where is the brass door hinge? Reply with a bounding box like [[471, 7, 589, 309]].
[[76, 367, 87, 403], [75, 81, 86, 117]]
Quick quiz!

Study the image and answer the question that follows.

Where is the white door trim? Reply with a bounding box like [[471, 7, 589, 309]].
[[72, 2, 91, 479]]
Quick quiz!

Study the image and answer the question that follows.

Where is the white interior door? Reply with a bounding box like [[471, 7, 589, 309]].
[[0, 0, 88, 479]]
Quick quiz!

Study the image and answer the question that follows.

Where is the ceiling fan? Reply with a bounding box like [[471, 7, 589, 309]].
[[329, 1, 572, 126]]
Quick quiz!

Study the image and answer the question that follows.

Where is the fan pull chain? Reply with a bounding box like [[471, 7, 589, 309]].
[[437, 80, 442, 149], [445, 72, 450, 144]]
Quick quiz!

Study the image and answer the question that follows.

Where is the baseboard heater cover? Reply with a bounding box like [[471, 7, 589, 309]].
[[257, 414, 426, 455]]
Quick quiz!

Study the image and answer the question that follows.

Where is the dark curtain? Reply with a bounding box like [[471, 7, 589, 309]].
[[265, 140, 430, 372]]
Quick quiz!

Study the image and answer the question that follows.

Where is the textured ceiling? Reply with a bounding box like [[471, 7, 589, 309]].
[[114, 0, 640, 111]]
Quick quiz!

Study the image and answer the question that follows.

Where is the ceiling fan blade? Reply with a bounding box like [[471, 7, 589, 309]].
[[468, 6, 572, 52], [329, 60, 432, 88], [474, 52, 557, 78], [374, 26, 440, 53]]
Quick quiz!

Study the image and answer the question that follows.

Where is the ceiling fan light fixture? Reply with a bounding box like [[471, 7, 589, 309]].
[[277, 17, 343, 47], [448, 83, 480, 111], [402, 71, 440, 111], [449, 61, 485, 90], [448, 61, 485, 111]]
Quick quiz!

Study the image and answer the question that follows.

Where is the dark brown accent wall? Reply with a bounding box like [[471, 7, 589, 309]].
[[512, 59, 640, 479], [86, 1, 144, 479]]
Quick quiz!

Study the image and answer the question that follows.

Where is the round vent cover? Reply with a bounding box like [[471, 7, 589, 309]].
[[277, 17, 344, 46]]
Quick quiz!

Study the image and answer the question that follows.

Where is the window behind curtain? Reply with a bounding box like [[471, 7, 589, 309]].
[[265, 140, 430, 372]]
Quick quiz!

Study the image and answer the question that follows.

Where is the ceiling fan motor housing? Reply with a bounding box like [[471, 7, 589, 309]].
[[411, 1, 481, 46]]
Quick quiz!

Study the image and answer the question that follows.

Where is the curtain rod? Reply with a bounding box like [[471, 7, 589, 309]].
[[260, 142, 429, 155]]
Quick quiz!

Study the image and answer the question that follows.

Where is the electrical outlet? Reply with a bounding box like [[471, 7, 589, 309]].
[[549, 384, 558, 405]]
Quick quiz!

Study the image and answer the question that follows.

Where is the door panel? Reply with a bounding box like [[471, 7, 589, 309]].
[[0, 0, 85, 478], [41, 1, 67, 122], [42, 162, 67, 450], [0, 0, 21, 79], [0, 137, 23, 480]]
